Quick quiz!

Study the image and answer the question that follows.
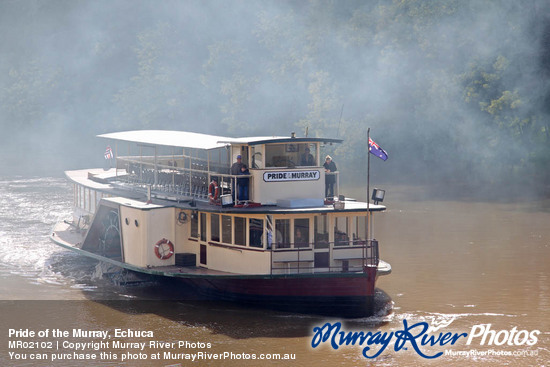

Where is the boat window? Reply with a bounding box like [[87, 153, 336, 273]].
[[200, 213, 207, 242], [76, 185, 81, 209], [84, 188, 90, 212], [294, 218, 310, 248], [211, 214, 220, 242], [221, 215, 232, 244], [264, 144, 293, 168], [90, 191, 97, 213], [265, 143, 318, 168], [299, 144, 317, 166], [234, 217, 246, 246], [190, 212, 198, 238], [251, 146, 263, 169], [334, 216, 349, 246], [249, 218, 264, 248], [353, 216, 367, 245], [209, 147, 231, 174], [275, 219, 290, 248], [314, 216, 329, 249]]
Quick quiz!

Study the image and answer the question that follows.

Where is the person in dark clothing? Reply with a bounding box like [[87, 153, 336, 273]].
[[237, 164, 250, 201], [300, 147, 315, 166], [231, 155, 244, 175], [230, 155, 244, 200], [323, 155, 337, 199]]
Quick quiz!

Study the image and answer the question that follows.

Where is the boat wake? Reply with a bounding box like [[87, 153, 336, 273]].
[[0, 177, 73, 281]]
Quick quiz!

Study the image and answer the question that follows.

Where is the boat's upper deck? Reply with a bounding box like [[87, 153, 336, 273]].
[[71, 130, 385, 212], [66, 168, 386, 215]]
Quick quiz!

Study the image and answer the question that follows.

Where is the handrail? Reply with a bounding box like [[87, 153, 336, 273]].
[[115, 156, 245, 201], [270, 239, 379, 274], [115, 155, 340, 203]]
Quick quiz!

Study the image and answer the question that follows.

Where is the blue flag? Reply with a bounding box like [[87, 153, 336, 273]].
[[368, 138, 388, 161]]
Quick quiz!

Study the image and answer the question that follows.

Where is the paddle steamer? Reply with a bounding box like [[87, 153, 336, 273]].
[[50, 130, 390, 317]]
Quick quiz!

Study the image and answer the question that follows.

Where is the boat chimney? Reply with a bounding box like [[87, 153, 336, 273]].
[[291, 132, 296, 138]]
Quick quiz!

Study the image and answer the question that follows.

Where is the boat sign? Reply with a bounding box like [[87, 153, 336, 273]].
[[263, 170, 321, 182]]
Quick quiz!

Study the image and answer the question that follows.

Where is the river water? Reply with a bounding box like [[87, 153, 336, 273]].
[[0, 176, 548, 366]]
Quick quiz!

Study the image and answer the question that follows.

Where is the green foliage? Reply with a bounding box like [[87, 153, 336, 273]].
[[1, 60, 61, 129], [1, 0, 549, 188], [113, 23, 188, 129]]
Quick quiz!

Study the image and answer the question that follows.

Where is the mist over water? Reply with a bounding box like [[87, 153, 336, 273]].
[[0, 0, 548, 195], [1, 4, 549, 365]]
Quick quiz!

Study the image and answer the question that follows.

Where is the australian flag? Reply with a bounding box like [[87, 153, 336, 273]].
[[368, 138, 388, 161]]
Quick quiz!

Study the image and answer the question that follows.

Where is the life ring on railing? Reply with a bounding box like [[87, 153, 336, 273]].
[[208, 182, 219, 201], [154, 238, 174, 260]]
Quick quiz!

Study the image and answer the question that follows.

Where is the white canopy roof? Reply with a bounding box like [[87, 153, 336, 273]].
[[98, 130, 342, 150], [98, 130, 233, 150]]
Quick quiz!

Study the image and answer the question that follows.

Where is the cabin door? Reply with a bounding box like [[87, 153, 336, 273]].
[[313, 216, 330, 270], [199, 212, 207, 266]]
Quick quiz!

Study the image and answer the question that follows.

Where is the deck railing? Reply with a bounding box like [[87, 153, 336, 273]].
[[116, 156, 248, 202], [270, 239, 379, 275], [116, 155, 336, 203]]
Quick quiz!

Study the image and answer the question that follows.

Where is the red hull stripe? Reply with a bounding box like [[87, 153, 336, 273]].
[[188, 268, 377, 297]]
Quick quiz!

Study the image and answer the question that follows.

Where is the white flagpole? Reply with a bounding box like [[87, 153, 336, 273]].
[[366, 128, 371, 269]]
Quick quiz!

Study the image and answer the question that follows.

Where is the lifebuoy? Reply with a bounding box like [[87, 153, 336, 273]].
[[208, 182, 219, 201], [154, 238, 174, 260]]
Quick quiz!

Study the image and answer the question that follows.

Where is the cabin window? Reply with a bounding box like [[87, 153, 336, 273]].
[[294, 218, 310, 248], [275, 219, 290, 248], [75, 185, 80, 208], [200, 213, 207, 242], [265, 143, 318, 168], [250, 146, 263, 169], [265, 144, 297, 168], [353, 216, 367, 245], [211, 214, 220, 242], [78, 185, 84, 210], [84, 188, 90, 212], [221, 215, 232, 244], [190, 212, 198, 238], [249, 218, 263, 248], [299, 143, 317, 166], [209, 147, 231, 174], [314, 216, 329, 249], [91, 191, 97, 213], [234, 216, 246, 246], [334, 216, 349, 246]]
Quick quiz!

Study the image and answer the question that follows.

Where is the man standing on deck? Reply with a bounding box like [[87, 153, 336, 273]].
[[231, 155, 244, 201], [323, 155, 337, 199]]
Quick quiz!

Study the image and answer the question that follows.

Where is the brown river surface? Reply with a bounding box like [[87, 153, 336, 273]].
[[0, 177, 548, 366]]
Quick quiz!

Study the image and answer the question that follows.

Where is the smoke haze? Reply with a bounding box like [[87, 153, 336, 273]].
[[1, 0, 549, 197]]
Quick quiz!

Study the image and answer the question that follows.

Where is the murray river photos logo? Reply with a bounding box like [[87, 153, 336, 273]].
[[311, 320, 540, 359]]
